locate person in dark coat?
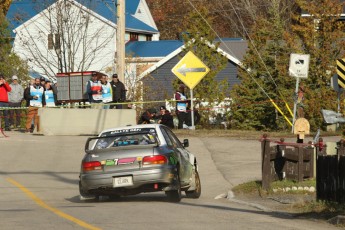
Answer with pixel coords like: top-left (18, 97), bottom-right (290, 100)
top-left (138, 108), bottom-right (157, 124)
top-left (110, 74), bottom-right (126, 109)
top-left (24, 77), bottom-right (46, 133)
top-left (158, 105), bottom-right (174, 129)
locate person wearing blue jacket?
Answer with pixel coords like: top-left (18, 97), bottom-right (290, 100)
top-left (24, 77), bottom-right (45, 133)
top-left (44, 80), bottom-right (57, 107)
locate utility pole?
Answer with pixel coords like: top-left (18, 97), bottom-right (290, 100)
top-left (116, 0), bottom-right (125, 84)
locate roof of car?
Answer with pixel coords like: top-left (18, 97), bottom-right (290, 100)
top-left (100, 124), bottom-right (162, 134)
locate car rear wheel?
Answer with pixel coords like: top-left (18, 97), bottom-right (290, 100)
top-left (185, 169), bottom-right (201, 198)
top-left (109, 195), bottom-right (121, 201)
top-left (165, 173), bottom-right (182, 202)
top-left (79, 181), bottom-right (96, 200)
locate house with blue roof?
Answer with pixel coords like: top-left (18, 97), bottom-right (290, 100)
top-left (6, 0), bottom-right (159, 80)
top-left (125, 38), bottom-right (248, 101)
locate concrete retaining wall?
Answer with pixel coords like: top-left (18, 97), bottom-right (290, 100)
top-left (38, 108), bottom-right (137, 135)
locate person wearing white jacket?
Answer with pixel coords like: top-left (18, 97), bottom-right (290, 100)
top-left (8, 75), bottom-right (24, 128)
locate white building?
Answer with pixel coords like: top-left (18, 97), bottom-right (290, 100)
top-left (6, 0), bottom-right (159, 80)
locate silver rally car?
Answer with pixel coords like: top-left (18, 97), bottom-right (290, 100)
top-left (79, 124), bottom-right (201, 202)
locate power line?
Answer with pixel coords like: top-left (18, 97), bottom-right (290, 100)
top-left (225, 0), bottom-right (293, 117)
top-left (186, 0), bottom-right (292, 126)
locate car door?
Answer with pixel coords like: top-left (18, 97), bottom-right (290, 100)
top-left (162, 127), bottom-right (192, 186)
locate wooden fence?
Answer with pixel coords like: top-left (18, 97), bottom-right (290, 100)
top-left (316, 140), bottom-right (345, 204)
top-left (261, 135), bottom-right (315, 190)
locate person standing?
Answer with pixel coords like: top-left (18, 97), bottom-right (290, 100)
top-left (86, 72), bottom-right (102, 108)
top-left (174, 84), bottom-right (188, 129)
top-left (0, 74), bottom-right (12, 131)
top-left (24, 77), bottom-right (45, 133)
top-left (110, 74), bottom-right (126, 109)
top-left (8, 75), bottom-right (24, 129)
top-left (23, 79), bottom-right (35, 131)
top-left (44, 80), bottom-right (57, 107)
top-left (100, 75), bottom-right (112, 109)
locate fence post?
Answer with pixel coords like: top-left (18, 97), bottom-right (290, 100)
top-left (306, 144), bottom-right (314, 178)
top-left (338, 140), bottom-right (345, 157)
top-left (337, 140), bottom-right (345, 204)
top-left (298, 146), bottom-right (304, 182)
top-left (261, 134), bottom-right (271, 190)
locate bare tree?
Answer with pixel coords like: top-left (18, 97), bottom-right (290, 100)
top-left (12, 0), bottom-right (115, 80)
top-left (209, 0), bottom-right (296, 38)
top-left (146, 0), bottom-right (296, 39)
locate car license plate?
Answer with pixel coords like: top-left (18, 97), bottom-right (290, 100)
top-left (113, 176), bottom-right (133, 187)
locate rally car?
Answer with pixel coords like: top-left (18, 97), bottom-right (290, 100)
top-left (79, 124), bottom-right (201, 202)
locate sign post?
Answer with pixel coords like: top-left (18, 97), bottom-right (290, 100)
top-left (336, 59), bottom-right (345, 116)
top-left (289, 53), bottom-right (310, 133)
top-left (171, 51), bottom-right (210, 129)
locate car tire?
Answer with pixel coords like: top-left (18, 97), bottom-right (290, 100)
top-left (109, 195), bottom-right (121, 201)
top-left (185, 169), bottom-right (201, 199)
top-left (79, 181), bottom-right (96, 200)
top-left (166, 173), bottom-right (182, 202)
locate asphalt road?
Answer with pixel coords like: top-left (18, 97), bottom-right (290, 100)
top-left (0, 132), bottom-right (339, 230)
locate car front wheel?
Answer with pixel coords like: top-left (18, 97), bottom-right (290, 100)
top-left (185, 169), bottom-right (201, 198)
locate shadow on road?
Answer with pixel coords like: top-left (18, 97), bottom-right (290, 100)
top-left (0, 171), bottom-right (78, 185)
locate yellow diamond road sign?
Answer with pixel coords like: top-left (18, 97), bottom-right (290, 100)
top-left (171, 51), bottom-right (210, 89)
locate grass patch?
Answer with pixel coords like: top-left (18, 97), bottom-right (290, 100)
top-left (233, 179), bottom-right (345, 218)
top-left (174, 128), bottom-right (341, 139)
top-left (232, 179), bottom-right (317, 198)
top-left (293, 200), bottom-right (345, 219)
top-left (231, 180), bottom-right (263, 195)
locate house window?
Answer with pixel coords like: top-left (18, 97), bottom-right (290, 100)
top-left (55, 34), bottom-right (60, 49)
top-left (48, 34), bottom-right (53, 49)
top-left (48, 34), bottom-right (61, 50)
top-left (138, 34), bottom-right (146, 41)
top-left (146, 35), bottom-right (152, 41)
top-left (130, 33), bottom-right (139, 41)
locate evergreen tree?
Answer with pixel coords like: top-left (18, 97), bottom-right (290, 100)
top-left (0, 10), bottom-right (29, 81)
top-left (287, 0), bottom-right (345, 129)
top-left (230, 1), bottom-right (295, 130)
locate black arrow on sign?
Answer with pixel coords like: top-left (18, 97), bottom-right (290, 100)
top-left (177, 64), bottom-right (207, 76)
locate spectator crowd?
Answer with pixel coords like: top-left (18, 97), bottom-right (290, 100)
top-left (0, 72), bottom-right (197, 133)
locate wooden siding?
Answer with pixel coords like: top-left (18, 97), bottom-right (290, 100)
top-left (216, 60), bottom-right (241, 90)
top-left (142, 55), bottom-right (241, 101)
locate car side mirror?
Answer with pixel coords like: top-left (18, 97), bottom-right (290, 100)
top-left (183, 139), bottom-right (189, 148)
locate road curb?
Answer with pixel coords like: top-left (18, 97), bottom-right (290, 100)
top-left (225, 190), bottom-right (297, 218)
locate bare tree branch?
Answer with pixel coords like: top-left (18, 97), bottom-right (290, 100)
top-left (12, 0), bottom-right (115, 80)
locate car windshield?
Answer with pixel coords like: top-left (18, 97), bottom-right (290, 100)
top-left (91, 128), bottom-right (158, 150)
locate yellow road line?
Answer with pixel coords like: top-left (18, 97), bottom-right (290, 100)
top-left (6, 178), bottom-right (101, 230)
